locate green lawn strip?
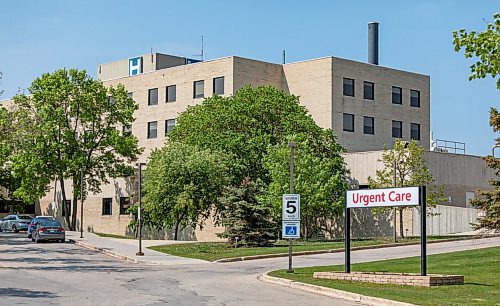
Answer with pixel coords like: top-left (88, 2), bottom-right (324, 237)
top-left (94, 232), bottom-right (134, 239)
top-left (268, 247), bottom-right (500, 306)
top-left (148, 236), bottom-right (469, 262)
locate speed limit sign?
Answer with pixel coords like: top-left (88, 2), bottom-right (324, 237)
top-left (282, 194), bottom-right (300, 220)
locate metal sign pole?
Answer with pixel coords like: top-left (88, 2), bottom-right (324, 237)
top-left (136, 163), bottom-right (144, 256)
top-left (420, 186), bottom-right (427, 276)
top-left (344, 192), bottom-right (351, 273)
top-left (287, 142), bottom-right (295, 273)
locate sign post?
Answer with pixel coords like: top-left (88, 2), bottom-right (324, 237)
top-left (282, 194), bottom-right (300, 273)
top-left (344, 186), bottom-right (425, 275)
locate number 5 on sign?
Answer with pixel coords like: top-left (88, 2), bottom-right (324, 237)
top-left (282, 194), bottom-right (300, 220)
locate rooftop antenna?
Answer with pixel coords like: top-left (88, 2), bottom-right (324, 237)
top-left (193, 35), bottom-right (204, 61)
top-left (282, 50), bottom-right (286, 64)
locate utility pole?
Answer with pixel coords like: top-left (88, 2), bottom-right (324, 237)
top-left (287, 142), bottom-right (295, 273)
top-left (136, 163), bottom-right (146, 256)
top-left (80, 168), bottom-right (84, 238)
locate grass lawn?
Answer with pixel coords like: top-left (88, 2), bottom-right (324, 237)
top-left (94, 232), bottom-right (134, 239)
top-left (269, 247), bottom-right (500, 306)
top-left (148, 236), bottom-right (468, 262)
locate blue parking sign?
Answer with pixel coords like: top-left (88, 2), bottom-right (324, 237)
top-left (282, 221), bottom-right (300, 238)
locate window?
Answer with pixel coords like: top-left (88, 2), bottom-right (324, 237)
top-left (165, 119), bottom-right (175, 135)
top-left (392, 86), bottom-right (402, 104)
top-left (213, 77), bottom-right (224, 95)
top-left (392, 120), bottom-right (402, 138)
top-left (102, 198), bottom-right (112, 215)
top-left (363, 116), bottom-right (374, 134)
top-left (343, 113), bottom-right (354, 132)
top-left (63, 200), bottom-right (71, 217)
top-left (410, 90), bottom-right (420, 107)
top-left (148, 88), bottom-right (158, 105)
top-left (127, 92), bottom-right (133, 99)
top-left (166, 85), bottom-right (176, 102)
top-left (193, 80), bottom-right (204, 98)
top-left (343, 78), bottom-right (355, 97)
top-left (411, 123), bottom-right (421, 140)
top-left (122, 124), bottom-right (132, 136)
top-left (147, 121), bottom-right (157, 139)
top-left (108, 96), bottom-right (115, 105)
top-left (363, 81), bottom-right (374, 100)
top-left (119, 197), bottom-right (131, 215)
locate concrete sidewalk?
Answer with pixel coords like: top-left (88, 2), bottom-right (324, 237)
top-left (66, 231), bottom-right (209, 266)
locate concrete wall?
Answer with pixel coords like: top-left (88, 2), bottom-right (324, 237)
top-left (343, 150), bottom-right (495, 207)
top-left (412, 205), bottom-right (479, 236)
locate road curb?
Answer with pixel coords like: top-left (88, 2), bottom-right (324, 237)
top-left (215, 235), bottom-right (498, 263)
top-left (258, 271), bottom-right (415, 306)
top-left (68, 239), bottom-right (138, 263)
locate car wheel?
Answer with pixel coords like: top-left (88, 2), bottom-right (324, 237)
top-left (12, 225), bottom-right (18, 233)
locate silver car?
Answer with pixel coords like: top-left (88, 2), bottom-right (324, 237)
top-left (0, 214), bottom-right (33, 232)
top-left (32, 219), bottom-right (65, 243)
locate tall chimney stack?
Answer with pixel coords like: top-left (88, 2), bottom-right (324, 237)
top-left (368, 22), bottom-right (379, 65)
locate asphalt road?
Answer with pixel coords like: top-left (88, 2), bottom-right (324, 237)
top-left (1, 232), bottom-right (499, 306)
top-left (0, 232), bottom-right (358, 306)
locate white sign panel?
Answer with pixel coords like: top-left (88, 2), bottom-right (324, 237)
top-left (346, 187), bottom-right (420, 208)
top-left (282, 194), bottom-right (300, 220)
top-left (282, 220), bottom-right (300, 238)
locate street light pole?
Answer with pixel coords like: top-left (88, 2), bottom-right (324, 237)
top-left (393, 160), bottom-right (397, 243)
top-left (80, 168), bottom-right (84, 238)
top-left (287, 142), bottom-right (295, 273)
top-left (136, 162), bottom-right (146, 256)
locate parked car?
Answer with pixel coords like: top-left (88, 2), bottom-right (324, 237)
top-left (32, 219), bottom-right (65, 243)
top-left (0, 214), bottom-right (33, 232)
top-left (27, 216), bottom-right (55, 238)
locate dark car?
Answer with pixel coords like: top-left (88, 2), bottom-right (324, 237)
top-left (27, 216), bottom-right (55, 238)
top-left (32, 219), bottom-right (65, 243)
top-left (0, 214), bottom-right (33, 232)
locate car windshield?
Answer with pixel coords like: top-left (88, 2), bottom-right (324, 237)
top-left (40, 220), bottom-right (62, 227)
top-left (18, 215), bottom-right (33, 220)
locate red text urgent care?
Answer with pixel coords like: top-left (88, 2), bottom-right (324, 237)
top-left (346, 187), bottom-right (420, 208)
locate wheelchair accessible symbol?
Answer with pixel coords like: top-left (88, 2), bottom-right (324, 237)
top-left (285, 226), bottom-right (297, 236)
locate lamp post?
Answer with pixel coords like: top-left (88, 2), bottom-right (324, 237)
top-left (392, 160), bottom-right (397, 243)
top-left (80, 168), bottom-right (84, 238)
top-left (136, 162), bottom-right (146, 256)
top-left (287, 141), bottom-right (295, 273)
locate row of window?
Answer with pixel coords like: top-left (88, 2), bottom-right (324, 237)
top-left (342, 113), bottom-right (421, 140)
top-left (147, 119), bottom-right (176, 139)
top-left (102, 197), bottom-right (131, 215)
top-left (343, 78), bottom-right (420, 107)
top-left (147, 77), bottom-right (225, 105)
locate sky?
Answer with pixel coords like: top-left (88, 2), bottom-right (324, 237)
top-left (0, 1), bottom-right (498, 156)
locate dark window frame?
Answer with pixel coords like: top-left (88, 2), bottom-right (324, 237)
top-left (102, 198), bottom-right (112, 216)
top-left (363, 81), bottom-right (374, 100)
top-left (213, 77), bottom-right (224, 95)
top-left (148, 88), bottom-right (158, 106)
top-left (343, 113), bottom-right (355, 132)
top-left (147, 121), bottom-right (157, 139)
top-left (363, 116), bottom-right (375, 135)
top-left (392, 120), bottom-right (403, 138)
top-left (392, 86), bottom-right (402, 104)
top-left (410, 89), bottom-right (420, 107)
top-left (193, 80), bottom-right (204, 99)
top-left (119, 197), bottom-right (131, 215)
top-left (411, 123), bottom-right (421, 140)
top-left (343, 78), bottom-right (355, 97)
top-left (165, 119), bottom-right (175, 135)
top-left (166, 85), bottom-right (176, 103)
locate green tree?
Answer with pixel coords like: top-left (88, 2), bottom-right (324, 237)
top-left (368, 140), bottom-right (445, 238)
top-left (168, 85), bottom-right (333, 184)
top-left (263, 133), bottom-right (348, 238)
top-left (217, 179), bottom-right (276, 246)
top-left (0, 106), bottom-right (20, 204)
top-left (143, 142), bottom-right (232, 240)
top-left (12, 69), bottom-right (142, 230)
top-left (454, 13), bottom-right (500, 230)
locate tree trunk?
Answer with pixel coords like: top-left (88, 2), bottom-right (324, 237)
top-left (59, 177), bottom-right (71, 229)
top-left (71, 175), bottom-right (78, 231)
top-left (174, 216), bottom-right (180, 241)
top-left (399, 208), bottom-right (404, 238)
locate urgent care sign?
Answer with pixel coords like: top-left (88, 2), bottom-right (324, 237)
top-left (346, 187), bottom-right (420, 208)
